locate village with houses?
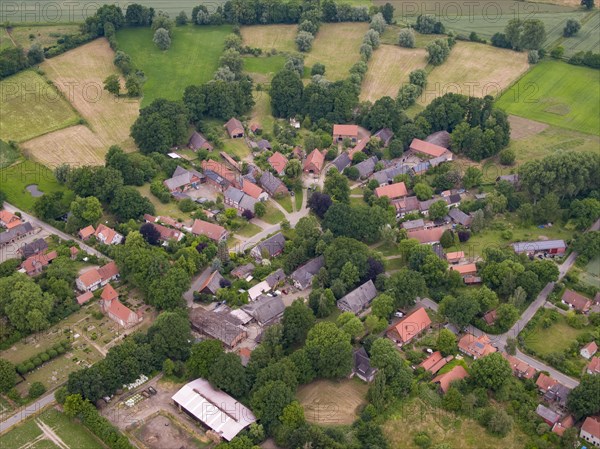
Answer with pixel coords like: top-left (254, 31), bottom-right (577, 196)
top-left (1, 2), bottom-right (599, 449)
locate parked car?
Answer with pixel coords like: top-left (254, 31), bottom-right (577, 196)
top-left (148, 386), bottom-right (157, 395)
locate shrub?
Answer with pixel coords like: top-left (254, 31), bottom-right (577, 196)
top-left (563, 19), bottom-right (581, 37)
top-left (32, 357), bottom-right (42, 367)
top-left (551, 46), bottom-right (564, 59)
top-left (17, 364), bottom-right (27, 375)
top-left (29, 382), bottom-right (46, 399)
top-left (528, 50), bottom-right (539, 64)
top-left (296, 31), bottom-right (314, 52)
top-left (40, 352), bottom-right (50, 362)
top-left (499, 148), bottom-right (516, 165)
top-left (398, 28), bottom-right (415, 48)
top-left (48, 349), bottom-right (58, 358)
top-left (178, 198), bottom-right (197, 212)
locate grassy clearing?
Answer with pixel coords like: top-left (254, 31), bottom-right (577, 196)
top-left (305, 22), bottom-right (369, 81)
top-left (276, 195), bottom-right (293, 213)
top-left (496, 60), bottom-right (600, 135)
top-left (117, 25), bottom-right (231, 106)
top-left (0, 160), bottom-right (72, 211)
top-left (297, 378), bottom-right (368, 425)
top-left (241, 24), bottom-right (297, 53)
top-left (136, 184), bottom-right (190, 221)
top-left (223, 138), bottom-right (251, 160)
top-left (261, 201), bottom-right (285, 225)
top-left (523, 309), bottom-right (589, 356)
top-left (250, 90), bottom-right (276, 135)
top-left (382, 397), bottom-right (527, 449)
top-left (385, 257), bottom-right (405, 271)
top-left (244, 55), bottom-right (286, 82)
top-left (0, 70), bottom-right (80, 143)
top-left (418, 42), bottom-right (529, 107)
top-left (7, 24), bottom-right (80, 49)
top-left (361, 45), bottom-right (427, 102)
top-left (0, 408), bottom-right (104, 449)
top-left (21, 39), bottom-right (141, 166)
top-left (236, 222), bottom-right (262, 238)
top-left (0, 140), bottom-right (20, 169)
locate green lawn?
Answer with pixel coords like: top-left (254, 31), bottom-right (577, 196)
top-left (223, 138), bottom-right (251, 159)
top-left (136, 183), bottom-right (190, 220)
top-left (0, 70), bottom-right (80, 142)
top-left (276, 195), bottom-right (293, 213)
top-left (244, 55), bottom-right (286, 81)
top-left (116, 25), bottom-right (231, 106)
top-left (0, 408), bottom-right (104, 449)
top-left (261, 201), bottom-right (285, 224)
top-left (0, 160), bottom-right (72, 211)
top-left (580, 256), bottom-right (600, 288)
top-left (294, 189), bottom-right (303, 210)
top-left (496, 60), bottom-right (600, 135)
top-left (236, 222), bottom-right (262, 238)
top-left (385, 257), bottom-right (405, 271)
top-left (0, 140), bottom-right (20, 169)
top-left (523, 310), bottom-right (589, 356)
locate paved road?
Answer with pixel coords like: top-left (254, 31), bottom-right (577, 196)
top-left (515, 349), bottom-right (580, 389)
top-left (2, 202), bottom-right (109, 260)
top-left (0, 392), bottom-right (55, 434)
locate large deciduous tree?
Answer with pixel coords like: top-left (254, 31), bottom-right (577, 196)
top-left (305, 322), bottom-right (353, 378)
top-left (470, 353), bottom-right (512, 391)
top-left (130, 98), bottom-right (188, 153)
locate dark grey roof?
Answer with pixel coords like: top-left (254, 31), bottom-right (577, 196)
top-left (290, 256), bottom-right (325, 290)
top-left (412, 161), bottom-right (431, 173)
top-left (224, 186), bottom-right (244, 204)
top-left (190, 308), bottom-right (246, 347)
top-left (337, 280), bottom-right (377, 315)
top-left (266, 268), bottom-right (285, 288)
top-left (512, 240), bottom-right (566, 253)
top-left (419, 199), bottom-right (436, 211)
top-left (448, 207), bottom-right (471, 226)
top-left (239, 195), bottom-right (257, 212)
top-left (164, 166), bottom-right (204, 191)
top-left (497, 174), bottom-right (519, 183)
top-left (231, 263), bottom-right (255, 278)
top-left (355, 156), bottom-right (378, 179)
top-left (188, 131), bottom-right (211, 150)
top-left (448, 194), bottom-right (462, 205)
top-left (257, 139), bottom-right (272, 150)
top-left (332, 152), bottom-right (351, 172)
top-left (201, 271), bottom-right (225, 295)
top-left (251, 233), bottom-right (286, 259)
top-left (354, 347), bottom-right (377, 379)
top-left (0, 222), bottom-right (34, 246)
top-left (535, 404), bottom-right (560, 424)
top-left (373, 163), bottom-right (410, 185)
top-left (260, 172), bottom-right (285, 196)
top-left (242, 295), bottom-right (285, 326)
top-left (429, 155), bottom-right (448, 167)
top-left (204, 169), bottom-right (230, 189)
top-left (373, 128), bottom-right (394, 145)
top-left (425, 130), bottom-right (450, 148)
top-left (402, 219), bottom-right (424, 231)
top-left (20, 238), bottom-right (48, 257)
top-left (171, 192), bottom-right (191, 200)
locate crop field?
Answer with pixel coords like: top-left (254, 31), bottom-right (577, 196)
top-left (496, 60), bottom-right (600, 135)
top-left (0, 408), bottom-right (104, 449)
top-left (241, 24), bottom-right (297, 53)
top-left (19, 38), bottom-right (141, 166)
top-left (418, 42), bottom-right (529, 106)
top-left (0, 160), bottom-right (72, 211)
top-left (305, 22), bottom-right (369, 81)
top-left (559, 10), bottom-right (600, 56)
top-left (360, 45), bottom-right (428, 102)
top-left (117, 25), bottom-right (231, 106)
top-left (297, 379), bottom-right (368, 425)
top-left (0, 70), bottom-right (80, 143)
top-left (383, 397), bottom-right (528, 449)
top-left (5, 24), bottom-right (80, 49)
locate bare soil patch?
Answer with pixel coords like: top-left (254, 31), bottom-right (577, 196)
top-left (507, 115), bottom-right (549, 140)
top-left (297, 379), bottom-right (368, 425)
top-left (134, 413), bottom-right (207, 449)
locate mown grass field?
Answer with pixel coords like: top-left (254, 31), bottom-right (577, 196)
top-left (523, 309), bottom-right (589, 356)
top-left (250, 90), bottom-right (276, 135)
top-left (0, 408), bottom-right (104, 449)
top-left (241, 24), bottom-right (297, 53)
top-left (418, 42), bottom-right (529, 106)
top-left (21, 38), bottom-right (141, 166)
top-left (361, 45), bottom-right (428, 102)
top-left (496, 60), bottom-right (600, 135)
top-left (244, 55), bottom-right (286, 83)
top-left (117, 25), bottom-right (231, 106)
top-left (262, 201), bottom-right (285, 225)
top-left (0, 70), bottom-right (80, 142)
top-left (382, 397), bottom-right (528, 449)
top-left (0, 160), bottom-right (72, 211)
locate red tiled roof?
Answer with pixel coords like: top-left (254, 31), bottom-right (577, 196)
top-left (101, 284), bottom-right (118, 302)
top-left (107, 299), bottom-right (137, 324)
top-left (79, 225), bottom-right (95, 239)
top-left (304, 149), bottom-right (325, 172)
top-left (450, 263), bottom-right (478, 275)
top-left (144, 214), bottom-right (157, 223)
top-left (158, 216), bottom-right (182, 229)
top-left (153, 223), bottom-right (182, 241)
top-left (409, 138), bottom-right (449, 158)
top-left (483, 309), bottom-right (497, 326)
top-left (458, 333), bottom-right (496, 358)
top-left (78, 269), bottom-right (102, 288)
top-left (6, 219), bottom-right (23, 229)
top-left (419, 351), bottom-right (452, 374)
top-left (268, 152), bottom-right (289, 175)
top-left (242, 180), bottom-right (264, 199)
top-left (562, 289), bottom-right (592, 312)
top-left (77, 291), bottom-right (94, 305)
top-left (582, 416), bottom-right (600, 439)
top-left (536, 373), bottom-right (558, 391)
top-left (583, 341), bottom-right (598, 355)
top-left (552, 415), bottom-right (574, 436)
top-left (70, 246), bottom-right (79, 256)
top-left (98, 261), bottom-right (119, 280)
top-left (191, 219), bottom-right (227, 241)
top-left (95, 224), bottom-right (119, 244)
top-left (375, 182), bottom-right (408, 199)
top-left (407, 227), bottom-right (447, 244)
top-left (21, 251), bottom-right (57, 275)
top-left (445, 251), bottom-right (464, 262)
top-left (588, 356), bottom-right (600, 374)
top-left (388, 307), bottom-right (432, 344)
top-left (432, 365), bottom-right (469, 393)
top-left (333, 124), bottom-right (358, 137)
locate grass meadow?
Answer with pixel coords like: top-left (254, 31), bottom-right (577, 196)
top-left (496, 60), bottom-right (600, 135)
top-left (0, 140), bottom-right (21, 169)
top-left (241, 24), bottom-right (297, 53)
top-left (0, 408), bottom-right (104, 449)
top-left (523, 309), bottom-right (589, 356)
top-left (0, 70), bottom-right (80, 142)
top-left (5, 24), bottom-right (80, 48)
top-left (116, 25), bottom-right (231, 106)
